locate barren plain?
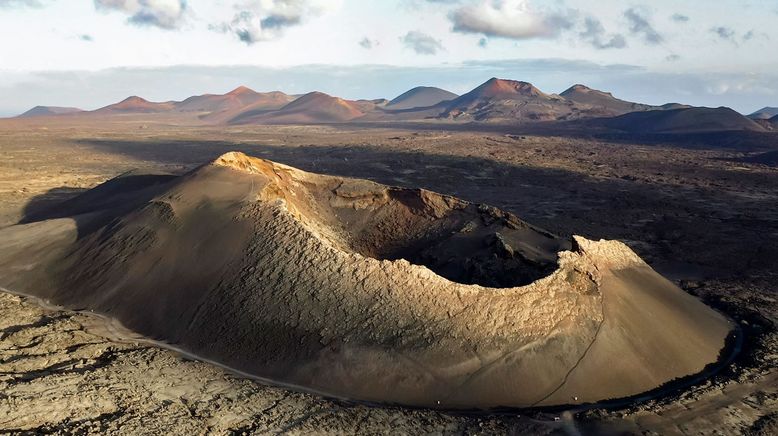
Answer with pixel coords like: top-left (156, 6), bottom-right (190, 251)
top-left (1, 116), bottom-right (777, 434)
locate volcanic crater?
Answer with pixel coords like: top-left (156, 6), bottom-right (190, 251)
top-left (0, 152), bottom-right (733, 410)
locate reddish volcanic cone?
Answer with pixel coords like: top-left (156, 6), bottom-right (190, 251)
top-left (230, 91), bottom-right (367, 124)
top-left (96, 96), bottom-right (176, 114)
top-left (176, 86), bottom-right (294, 113)
top-left (442, 78), bottom-right (572, 122)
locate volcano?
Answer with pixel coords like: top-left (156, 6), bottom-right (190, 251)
top-left (603, 106), bottom-right (766, 134)
top-left (95, 96), bottom-right (176, 114)
top-left (178, 87), bottom-right (296, 124)
top-left (18, 106), bottom-right (84, 118)
top-left (385, 86), bottom-right (458, 110)
top-left (441, 78), bottom-right (580, 122)
top-left (176, 86), bottom-right (292, 113)
top-left (0, 152), bottom-right (732, 409)
top-left (560, 84), bottom-right (655, 116)
top-left (229, 92), bottom-right (367, 124)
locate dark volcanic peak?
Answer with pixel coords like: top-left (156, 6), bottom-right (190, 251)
top-left (604, 106), bottom-right (767, 134)
top-left (560, 83), bottom-right (655, 116)
top-left (561, 84), bottom-right (615, 98)
top-left (748, 107), bottom-right (778, 120)
top-left (386, 86), bottom-right (458, 110)
top-left (18, 106), bottom-right (84, 118)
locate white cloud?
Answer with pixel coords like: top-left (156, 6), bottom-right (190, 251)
top-left (94, 0), bottom-right (188, 29)
top-left (711, 26), bottom-right (736, 43)
top-left (580, 16), bottom-right (626, 49)
top-left (213, 0), bottom-right (342, 44)
top-left (449, 0), bottom-right (575, 40)
top-left (0, 0), bottom-right (50, 7)
top-left (671, 13), bottom-right (689, 23)
top-left (402, 31), bottom-right (444, 55)
top-left (0, 0), bottom-right (46, 8)
top-left (358, 37), bottom-right (377, 49)
top-left (624, 7), bottom-right (663, 45)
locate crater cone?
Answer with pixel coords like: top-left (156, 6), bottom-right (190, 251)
top-left (0, 152), bottom-right (732, 409)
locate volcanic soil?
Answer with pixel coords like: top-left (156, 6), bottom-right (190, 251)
top-left (0, 117), bottom-right (776, 434)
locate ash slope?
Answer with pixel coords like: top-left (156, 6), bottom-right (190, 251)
top-left (0, 152), bottom-right (731, 409)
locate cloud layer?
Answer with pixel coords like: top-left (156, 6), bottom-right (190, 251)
top-left (94, 0), bottom-right (188, 29)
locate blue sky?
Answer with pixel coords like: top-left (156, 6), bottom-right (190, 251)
top-left (0, 0), bottom-right (776, 115)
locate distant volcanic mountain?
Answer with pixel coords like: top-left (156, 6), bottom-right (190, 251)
top-left (560, 84), bottom-right (655, 116)
top-left (440, 78), bottom-right (580, 122)
top-left (176, 86), bottom-right (294, 114)
top-left (385, 86), bottom-right (458, 110)
top-left (18, 106), bottom-right (84, 118)
top-left (748, 107), bottom-right (778, 120)
top-left (230, 91), bottom-right (367, 124)
top-left (95, 96), bottom-right (176, 114)
top-left (0, 152), bottom-right (732, 409)
top-left (12, 79), bottom-right (774, 133)
top-left (603, 106), bottom-right (766, 134)
top-left (197, 89), bottom-right (297, 124)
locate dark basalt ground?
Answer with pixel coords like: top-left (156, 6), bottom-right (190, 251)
top-left (0, 118), bottom-right (776, 434)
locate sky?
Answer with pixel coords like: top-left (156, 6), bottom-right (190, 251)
top-left (0, 0), bottom-right (777, 116)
